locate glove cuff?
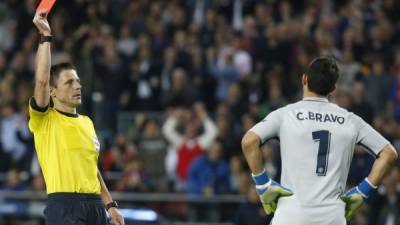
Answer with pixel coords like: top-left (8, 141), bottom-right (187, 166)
top-left (252, 169), bottom-right (270, 186)
top-left (357, 178), bottom-right (377, 198)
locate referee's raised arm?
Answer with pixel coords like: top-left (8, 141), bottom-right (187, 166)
top-left (32, 10), bottom-right (51, 108)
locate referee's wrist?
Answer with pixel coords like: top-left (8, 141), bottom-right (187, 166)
top-left (106, 201), bottom-right (118, 211)
top-left (39, 34), bottom-right (53, 44)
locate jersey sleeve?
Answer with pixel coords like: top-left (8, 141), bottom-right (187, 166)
top-left (249, 108), bottom-right (284, 143)
top-left (352, 114), bottom-right (390, 157)
top-left (85, 116), bottom-right (101, 152)
top-left (28, 97), bottom-right (50, 132)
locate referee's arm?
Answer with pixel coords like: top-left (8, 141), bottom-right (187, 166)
top-left (98, 170), bottom-right (125, 225)
top-left (33, 11), bottom-right (51, 108)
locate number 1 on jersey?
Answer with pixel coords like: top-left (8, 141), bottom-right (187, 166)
top-left (312, 130), bottom-right (331, 176)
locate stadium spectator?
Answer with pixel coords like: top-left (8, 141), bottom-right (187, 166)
top-left (208, 47), bottom-right (239, 101)
top-left (30, 174), bottom-right (45, 192)
top-left (350, 81), bottom-right (375, 125)
top-left (161, 68), bottom-right (199, 108)
top-left (162, 102), bottom-right (218, 191)
top-left (390, 66), bottom-right (400, 122)
top-left (101, 132), bottom-right (137, 174)
top-left (114, 159), bottom-right (149, 193)
top-left (187, 141), bottom-right (230, 196)
top-left (135, 118), bottom-right (168, 191)
top-left (0, 169), bottom-right (26, 191)
top-left (363, 59), bottom-right (393, 115)
top-left (229, 155), bottom-right (245, 194)
top-left (368, 166), bottom-right (400, 225)
top-left (0, 102), bottom-right (32, 171)
top-left (234, 187), bottom-right (271, 225)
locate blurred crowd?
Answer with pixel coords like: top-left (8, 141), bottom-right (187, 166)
top-left (0, 0), bottom-right (400, 224)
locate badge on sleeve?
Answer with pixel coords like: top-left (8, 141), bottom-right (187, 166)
top-left (93, 136), bottom-right (100, 152)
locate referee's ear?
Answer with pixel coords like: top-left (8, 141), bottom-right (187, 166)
top-left (50, 86), bottom-right (55, 97)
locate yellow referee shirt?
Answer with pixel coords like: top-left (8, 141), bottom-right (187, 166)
top-left (28, 98), bottom-right (101, 194)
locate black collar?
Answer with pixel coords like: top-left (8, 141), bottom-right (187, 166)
top-left (55, 109), bottom-right (79, 118)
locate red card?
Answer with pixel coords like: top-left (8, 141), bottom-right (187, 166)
top-left (36, 0), bottom-right (56, 15)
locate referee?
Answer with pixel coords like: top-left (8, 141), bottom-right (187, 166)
top-left (29, 11), bottom-right (125, 225)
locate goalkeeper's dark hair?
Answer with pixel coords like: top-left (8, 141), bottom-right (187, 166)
top-left (50, 62), bottom-right (76, 87)
top-left (306, 56), bottom-right (339, 96)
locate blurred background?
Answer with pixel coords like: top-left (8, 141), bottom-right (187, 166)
top-left (0, 0), bottom-right (399, 224)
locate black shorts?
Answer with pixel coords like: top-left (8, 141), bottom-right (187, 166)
top-left (44, 193), bottom-right (107, 225)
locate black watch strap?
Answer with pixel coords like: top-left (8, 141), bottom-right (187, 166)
top-left (106, 201), bottom-right (118, 210)
top-left (39, 35), bottom-right (53, 44)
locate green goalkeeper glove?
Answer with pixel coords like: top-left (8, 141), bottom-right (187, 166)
top-left (252, 169), bottom-right (293, 214)
top-left (340, 178), bottom-right (377, 220)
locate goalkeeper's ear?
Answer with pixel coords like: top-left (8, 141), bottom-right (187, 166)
top-left (302, 74), bottom-right (307, 86)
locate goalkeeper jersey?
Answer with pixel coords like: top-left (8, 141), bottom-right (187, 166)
top-left (28, 98), bottom-right (101, 194)
top-left (250, 97), bottom-right (390, 206)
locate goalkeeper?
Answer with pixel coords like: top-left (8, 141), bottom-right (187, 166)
top-left (241, 57), bottom-right (398, 225)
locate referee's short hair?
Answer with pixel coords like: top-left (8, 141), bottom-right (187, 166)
top-left (306, 57), bottom-right (339, 96)
top-left (50, 62), bottom-right (76, 87)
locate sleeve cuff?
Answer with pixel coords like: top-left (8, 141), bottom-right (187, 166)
top-left (364, 178), bottom-right (377, 189)
top-left (30, 97), bottom-right (49, 112)
top-left (357, 178), bottom-right (377, 198)
top-left (252, 169), bottom-right (270, 185)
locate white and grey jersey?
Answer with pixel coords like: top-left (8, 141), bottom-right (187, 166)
top-left (250, 97), bottom-right (389, 206)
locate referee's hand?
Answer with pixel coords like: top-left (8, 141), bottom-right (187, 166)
top-left (33, 10), bottom-right (51, 36)
top-left (108, 208), bottom-right (125, 225)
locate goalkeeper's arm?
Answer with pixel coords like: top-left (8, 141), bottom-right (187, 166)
top-left (341, 144), bottom-right (398, 220)
top-left (33, 10), bottom-right (52, 107)
top-left (241, 131), bottom-right (264, 175)
top-left (367, 145), bottom-right (398, 187)
top-left (241, 131), bottom-right (293, 215)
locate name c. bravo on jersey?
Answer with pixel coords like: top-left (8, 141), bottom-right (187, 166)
top-left (296, 111), bottom-right (345, 124)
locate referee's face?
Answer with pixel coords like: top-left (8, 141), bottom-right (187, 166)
top-left (53, 69), bottom-right (82, 108)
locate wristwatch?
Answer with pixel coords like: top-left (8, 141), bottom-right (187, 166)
top-left (39, 35), bottom-right (53, 44)
top-left (106, 201), bottom-right (118, 210)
